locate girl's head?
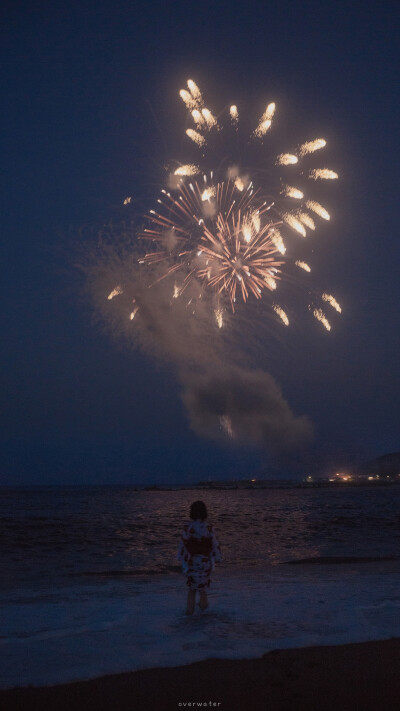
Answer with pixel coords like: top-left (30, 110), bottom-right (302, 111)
top-left (189, 500), bottom-right (208, 521)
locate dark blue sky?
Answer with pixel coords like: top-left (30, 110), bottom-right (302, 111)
top-left (1, 1), bottom-right (399, 485)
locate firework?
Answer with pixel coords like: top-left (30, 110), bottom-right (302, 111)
top-left (264, 275), bottom-right (277, 290)
top-left (107, 285), bottom-right (123, 300)
top-left (201, 186), bottom-right (216, 201)
top-left (283, 186), bottom-right (304, 199)
top-left (179, 89), bottom-right (197, 111)
top-left (262, 102), bottom-right (276, 121)
top-left (270, 230), bottom-right (286, 255)
top-left (298, 212), bottom-right (316, 230)
top-left (309, 168), bottom-right (338, 180)
top-left (137, 79), bottom-right (340, 329)
top-left (174, 164), bottom-right (200, 176)
top-left (282, 213), bottom-right (307, 237)
top-left (215, 307), bottom-right (224, 328)
top-left (201, 108), bottom-right (217, 128)
top-left (273, 304), bottom-right (289, 326)
top-left (253, 118), bottom-right (272, 138)
top-left (191, 109), bottom-right (204, 127)
top-left (299, 138), bottom-right (326, 156)
top-left (187, 79), bottom-right (202, 103)
top-left (305, 200), bottom-right (330, 220)
top-left (143, 178), bottom-right (284, 311)
top-left (322, 293), bottom-right (342, 313)
top-left (186, 129), bottom-right (206, 147)
top-left (312, 307), bottom-right (331, 331)
top-left (91, 79), bottom-right (343, 457)
top-left (276, 153), bottom-right (298, 165)
top-left (230, 105), bottom-right (238, 123)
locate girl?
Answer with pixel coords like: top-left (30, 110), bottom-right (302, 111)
top-left (177, 500), bottom-right (222, 615)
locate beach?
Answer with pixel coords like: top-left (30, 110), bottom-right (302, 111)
top-left (3, 487), bottom-right (400, 702)
top-left (2, 639), bottom-right (400, 711)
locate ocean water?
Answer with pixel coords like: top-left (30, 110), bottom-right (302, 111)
top-left (1, 485), bottom-right (400, 688)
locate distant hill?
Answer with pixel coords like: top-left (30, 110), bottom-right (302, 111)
top-left (356, 452), bottom-right (400, 477)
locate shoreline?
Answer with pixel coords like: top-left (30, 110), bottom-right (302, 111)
top-left (2, 639), bottom-right (400, 711)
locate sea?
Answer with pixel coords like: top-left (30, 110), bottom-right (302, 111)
top-left (1, 484), bottom-right (400, 688)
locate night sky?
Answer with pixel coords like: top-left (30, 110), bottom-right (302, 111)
top-left (1, 1), bottom-right (399, 485)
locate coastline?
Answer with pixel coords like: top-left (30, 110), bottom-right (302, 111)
top-left (2, 639), bottom-right (400, 711)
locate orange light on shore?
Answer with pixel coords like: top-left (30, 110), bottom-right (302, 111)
top-left (335, 472), bottom-right (351, 481)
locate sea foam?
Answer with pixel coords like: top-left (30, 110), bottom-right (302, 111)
top-left (2, 561), bottom-right (400, 688)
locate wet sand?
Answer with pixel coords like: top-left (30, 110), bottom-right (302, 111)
top-left (2, 639), bottom-right (400, 711)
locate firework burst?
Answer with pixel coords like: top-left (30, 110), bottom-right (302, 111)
top-left (142, 178), bottom-right (284, 311)
top-left (84, 78), bottom-right (345, 454)
top-left (124, 79), bottom-right (341, 331)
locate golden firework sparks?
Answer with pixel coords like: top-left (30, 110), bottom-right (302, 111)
top-left (123, 196), bottom-right (131, 205)
top-left (253, 103), bottom-right (275, 137)
top-left (254, 119), bottom-right (272, 138)
top-left (234, 177), bottom-right (245, 191)
top-left (201, 186), bottom-right (216, 201)
top-left (179, 89), bottom-right (197, 111)
top-left (201, 108), bottom-right (217, 128)
top-left (312, 307), bottom-right (331, 330)
top-left (187, 78), bottom-right (203, 103)
top-left (251, 211), bottom-right (261, 233)
top-left (283, 213), bottom-right (307, 237)
top-left (273, 304), bottom-right (289, 325)
top-left (186, 128), bottom-right (206, 146)
top-left (215, 307), bottom-right (224, 328)
top-left (283, 186), bottom-right (304, 199)
top-left (299, 138), bottom-right (327, 156)
top-left (201, 210), bottom-right (283, 308)
top-left (270, 229), bottom-right (286, 254)
top-left (305, 200), bottom-right (330, 220)
top-left (298, 212), bottom-right (316, 230)
top-left (322, 293), bottom-right (342, 313)
top-left (264, 274), bottom-right (277, 290)
top-left (129, 307), bottom-right (139, 320)
top-left (242, 218), bottom-right (253, 243)
top-left (261, 102), bottom-right (276, 121)
top-left (191, 109), bottom-right (205, 127)
top-left (276, 153), bottom-right (298, 165)
top-left (309, 168), bottom-right (338, 180)
top-left (295, 260), bottom-right (311, 272)
top-left (230, 105), bottom-right (238, 123)
top-left (174, 164), bottom-right (200, 176)
top-left (107, 286), bottom-right (123, 300)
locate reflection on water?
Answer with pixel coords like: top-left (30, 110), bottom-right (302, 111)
top-left (1, 486), bottom-right (400, 588)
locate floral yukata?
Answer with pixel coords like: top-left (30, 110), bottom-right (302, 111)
top-left (177, 519), bottom-right (222, 591)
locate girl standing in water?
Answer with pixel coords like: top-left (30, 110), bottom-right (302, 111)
top-left (178, 500), bottom-right (222, 615)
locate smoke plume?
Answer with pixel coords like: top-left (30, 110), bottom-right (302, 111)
top-left (82, 225), bottom-right (313, 453)
top-left (181, 365), bottom-right (313, 451)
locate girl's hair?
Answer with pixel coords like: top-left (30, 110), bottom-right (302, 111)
top-left (190, 500), bottom-right (208, 521)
